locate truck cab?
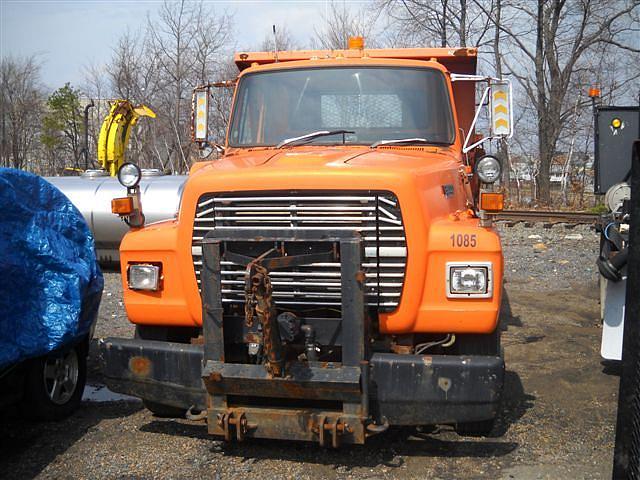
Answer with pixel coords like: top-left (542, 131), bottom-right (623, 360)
top-left (102, 42), bottom-right (511, 445)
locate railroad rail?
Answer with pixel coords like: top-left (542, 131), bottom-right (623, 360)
top-left (494, 210), bottom-right (599, 224)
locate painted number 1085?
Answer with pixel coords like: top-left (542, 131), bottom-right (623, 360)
top-left (450, 233), bottom-right (477, 248)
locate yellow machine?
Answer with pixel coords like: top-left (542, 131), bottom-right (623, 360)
top-left (97, 100), bottom-right (156, 176)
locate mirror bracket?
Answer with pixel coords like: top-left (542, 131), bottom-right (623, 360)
top-left (451, 74), bottom-right (513, 153)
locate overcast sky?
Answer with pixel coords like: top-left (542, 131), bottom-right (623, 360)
top-left (1, 0), bottom-right (360, 90)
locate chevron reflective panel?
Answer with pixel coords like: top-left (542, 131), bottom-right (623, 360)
top-left (491, 82), bottom-right (511, 137)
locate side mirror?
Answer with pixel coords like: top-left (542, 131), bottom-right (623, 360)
top-left (197, 143), bottom-right (225, 159)
top-left (451, 75), bottom-right (513, 153)
top-left (192, 86), bottom-right (210, 145)
top-left (192, 81), bottom-right (235, 159)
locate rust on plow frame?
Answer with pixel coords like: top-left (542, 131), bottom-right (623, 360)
top-left (200, 229), bottom-right (373, 446)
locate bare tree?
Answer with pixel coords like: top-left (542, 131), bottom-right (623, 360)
top-left (145, 0), bottom-right (234, 171)
top-left (0, 55), bottom-right (44, 171)
top-left (490, 0), bottom-right (512, 191)
top-left (379, 0), bottom-right (638, 205)
top-left (106, 30), bottom-right (165, 169)
top-left (108, 31), bottom-right (156, 102)
top-left (82, 62), bottom-right (110, 169)
top-left (480, 0), bottom-right (640, 204)
top-left (208, 60), bottom-right (238, 146)
top-left (381, 0), bottom-right (493, 48)
top-left (146, 0), bottom-right (198, 170)
top-left (86, 0), bottom-right (234, 172)
top-left (260, 24), bottom-right (299, 52)
top-left (193, 5), bottom-right (234, 84)
top-left (191, 5), bottom-right (235, 153)
top-left (385, 0), bottom-right (450, 46)
top-left (314, 1), bottom-right (381, 50)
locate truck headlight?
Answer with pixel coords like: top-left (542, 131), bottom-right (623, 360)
top-left (128, 264), bottom-right (161, 291)
top-left (446, 262), bottom-right (493, 298)
top-left (117, 162), bottom-right (142, 188)
top-left (475, 156), bottom-right (502, 183)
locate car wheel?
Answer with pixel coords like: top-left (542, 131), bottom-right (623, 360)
top-left (21, 345), bottom-right (86, 421)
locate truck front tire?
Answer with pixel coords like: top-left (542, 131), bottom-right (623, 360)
top-left (455, 418), bottom-right (496, 436)
top-left (142, 400), bottom-right (187, 418)
top-left (453, 328), bottom-right (501, 436)
top-left (135, 326), bottom-right (191, 418)
top-left (453, 328), bottom-right (501, 356)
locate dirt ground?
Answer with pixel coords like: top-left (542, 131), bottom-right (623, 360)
top-left (0, 225), bottom-right (621, 479)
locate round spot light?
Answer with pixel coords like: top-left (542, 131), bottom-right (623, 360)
top-left (117, 163), bottom-right (142, 188)
top-left (475, 155), bottom-right (502, 184)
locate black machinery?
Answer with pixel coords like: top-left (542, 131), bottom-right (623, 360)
top-left (594, 98), bottom-right (639, 361)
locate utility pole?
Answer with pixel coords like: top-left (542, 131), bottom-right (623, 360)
top-left (82, 99), bottom-right (95, 170)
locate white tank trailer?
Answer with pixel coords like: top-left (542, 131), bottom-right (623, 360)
top-left (46, 170), bottom-right (187, 267)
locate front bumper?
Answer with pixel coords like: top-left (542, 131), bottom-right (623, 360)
top-left (100, 338), bottom-right (206, 410)
top-left (100, 337), bottom-right (504, 426)
top-left (370, 353), bottom-right (504, 424)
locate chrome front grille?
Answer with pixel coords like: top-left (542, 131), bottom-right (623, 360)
top-left (191, 191), bottom-right (407, 312)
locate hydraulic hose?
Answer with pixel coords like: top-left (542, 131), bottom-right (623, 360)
top-left (598, 247), bottom-right (629, 282)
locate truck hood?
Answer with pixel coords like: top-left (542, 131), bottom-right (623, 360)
top-left (189, 145), bottom-right (461, 178)
top-left (184, 144), bottom-right (469, 232)
top-left (164, 144), bottom-right (476, 333)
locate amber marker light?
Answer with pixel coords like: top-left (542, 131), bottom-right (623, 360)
top-left (348, 36), bottom-right (364, 49)
top-left (588, 87), bottom-right (601, 98)
top-left (480, 192), bottom-right (504, 212)
top-left (111, 197), bottom-right (134, 215)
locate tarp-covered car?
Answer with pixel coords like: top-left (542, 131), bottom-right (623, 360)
top-left (0, 168), bottom-right (103, 420)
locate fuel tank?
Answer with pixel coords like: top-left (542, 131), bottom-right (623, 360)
top-left (46, 170), bottom-right (187, 267)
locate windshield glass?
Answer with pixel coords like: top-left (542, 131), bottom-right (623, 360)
top-left (228, 67), bottom-right (455, 147)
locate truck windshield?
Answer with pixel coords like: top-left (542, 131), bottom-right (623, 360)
top-left (228, 67), bottom-right (455, 147)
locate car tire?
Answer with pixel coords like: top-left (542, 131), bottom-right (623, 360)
top-left (21, 345), bottom-right (87, 421)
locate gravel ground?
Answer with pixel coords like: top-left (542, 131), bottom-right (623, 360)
top-left (498, 222), bottom-right (600, 290)
top-left (93, 273), bottom-right (134, 340)
top-left (1, 222), bottom-right (618, 479)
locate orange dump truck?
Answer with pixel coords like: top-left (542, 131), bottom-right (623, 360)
top-left (101, 41), bottom-right (513, 446)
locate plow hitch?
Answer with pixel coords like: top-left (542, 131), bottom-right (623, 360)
top-left (217, 410), bottom-right (256, 442)
top-left (200, 229), bottom-right (370, 446)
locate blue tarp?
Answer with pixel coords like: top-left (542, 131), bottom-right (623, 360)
top-left (0, 168), bottom-right (103, 369)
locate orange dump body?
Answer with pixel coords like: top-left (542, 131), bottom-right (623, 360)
top-left (119, 46), bottom-right (502, 336)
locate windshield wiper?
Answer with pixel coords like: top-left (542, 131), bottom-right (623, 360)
top-left (276, 130), bottom-right (355, 149)
top-left (370, 138), bottom-right (448, 148)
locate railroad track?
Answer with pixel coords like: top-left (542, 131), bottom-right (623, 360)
top-left (494, 210), bottom-right (599, 224)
